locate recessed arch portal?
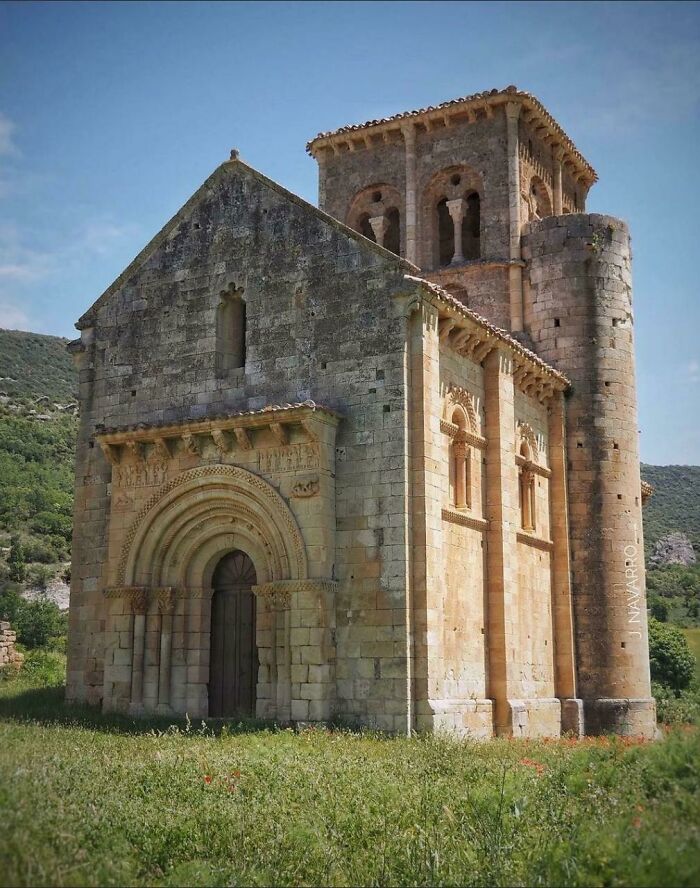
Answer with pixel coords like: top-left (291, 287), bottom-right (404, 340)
top-left (118, 465), bottom-right (308, 588)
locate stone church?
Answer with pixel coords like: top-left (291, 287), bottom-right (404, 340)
top-left (66, 86), bottom-right (656, 738)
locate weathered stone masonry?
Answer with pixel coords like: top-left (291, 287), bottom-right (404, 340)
top-left (67, 86), bottom-right (655, 738)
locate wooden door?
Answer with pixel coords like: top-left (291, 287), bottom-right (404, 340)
top-left (208, 550), bottom-right (258, 718)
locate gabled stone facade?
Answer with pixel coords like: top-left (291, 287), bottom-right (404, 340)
top-left (67, 87), bottom-right (656, 738)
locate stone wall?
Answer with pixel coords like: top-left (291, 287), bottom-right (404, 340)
top-left (67, 158), bottom-right (425, 732)
top-left (0, 622), bottom-right (22, 669)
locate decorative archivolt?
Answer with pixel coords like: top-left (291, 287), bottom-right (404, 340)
top-left (117, 465), bottom-right (308, 587)
top-left (443, 385), bottom-right (478, 433)
top-left (517, 421), bottom-right (539, 462)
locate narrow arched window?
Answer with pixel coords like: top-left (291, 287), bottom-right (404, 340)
top-left (384, 207), bottom-right (400, 255)
top-left (519, 441), bottom-right (536, 531)
top-left (216, 290), bottom-right (246, 373)
top-left (437, 198), bottom-right (454, 266)
top-left (451, 408), bottom-right (471, 509)
top-left (462, 191), bottom-right (480, 260)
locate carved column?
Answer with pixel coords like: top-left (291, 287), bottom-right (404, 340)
top-left (369, 214), bottom-right (387, 248)
top-left (128, 589), bottom-right (149, 713)
top-left (505, 101), bottom-right (524, 332)
top-left (453, 437), bottom-right (468, 508)
top-left (401, 123), bottom-right (417, 264)
top-left (156, 589), bottom-right (175, 713)
top-left (552, 146), bottom-right (564, 215)
top-left (446, 198), bottom-right (466, 264)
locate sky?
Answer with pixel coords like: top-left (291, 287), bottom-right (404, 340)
top-left (0, 0), bottom-right (698, 464)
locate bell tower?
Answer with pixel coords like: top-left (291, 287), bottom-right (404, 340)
top-left (307, 85), bottom-right (596, 333)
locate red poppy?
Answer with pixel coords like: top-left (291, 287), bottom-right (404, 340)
top-left (204, 775), bottom-right (212, 784)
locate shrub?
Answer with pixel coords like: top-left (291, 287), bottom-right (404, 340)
top-left (0, 584), bottom-right (67, 649)
top-left (26, 563), bottom-right (54, 590)
top-left (17, 649), bottom-right (66, 686)
top-left (648, 616), bottom-right (696, 692)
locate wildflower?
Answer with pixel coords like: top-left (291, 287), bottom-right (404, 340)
top-left (204, 775), bottom-right (212, 784)
top-left (632, 817), bottom-right (642, 829)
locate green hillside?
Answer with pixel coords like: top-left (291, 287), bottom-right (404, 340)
top-left (0, 328), bottom-right (77, 403)
top-left (641, 464), bottom-right (700, 554)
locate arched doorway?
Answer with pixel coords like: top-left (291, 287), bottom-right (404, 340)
top-left (209, 550), bottom-right (258, 717)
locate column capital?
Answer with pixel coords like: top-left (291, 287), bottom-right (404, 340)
top-left (505, 101), bottom-right (521, 123)
top-left (156, 588), bottom-right (175, 615)
top-left (400, 122), bottom-right (416, 143)
top-left (446, 198), bottom-right (466, 222)
top-left (552, 144), bottom-right (565, 162)
top-left (368, 214), bottom-right (387, 246)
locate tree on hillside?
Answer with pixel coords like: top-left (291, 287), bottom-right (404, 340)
top-left (647, 617), bottom-right (695, 692)
top-left (8, 536), bottom-right (25, 582)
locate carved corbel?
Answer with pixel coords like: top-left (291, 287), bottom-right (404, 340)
top-left (181, 434), bottom-right (201, 456)
top-left (473, 340), bottom-right (494, 363)
top-left (211, 429), bottom-right (231, 456)
top-left (452, 328), bottom-right (471, 350)
top-left (151, 437), bottom-right (171, 460)
top-left (125, 441), bottom-right (144, 461)
top-left (438, 318), bottom-right (455, 342)
top-left (234, 427), bottom-right (252, 451)
top-left (300, 418), bottom-right (318, 443)
top-left (269, 422), bottom-right (288, 447)
top-left (100, 442), bottom-right (120, 465)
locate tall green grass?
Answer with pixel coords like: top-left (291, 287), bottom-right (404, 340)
top-left (1, 665), bottom-right (699, 887)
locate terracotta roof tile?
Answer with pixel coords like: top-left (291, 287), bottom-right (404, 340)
top-left (405, 274), bottom-right (569, 386)
top-left (307, 85), bottom-right (595, 181)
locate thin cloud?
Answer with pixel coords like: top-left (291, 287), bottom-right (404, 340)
top-left (0, 112), bottom-right (18, 157)
top-left (687, 359), bottom-right (700, 384)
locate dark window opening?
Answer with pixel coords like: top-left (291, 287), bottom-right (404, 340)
top-left (357, 213), bottom-right (375, 242)
top-left (462, 191), bottom-right (481, 260)
top-left (216, 290), bottom-right (246, 372)
top-left (384, 207), bottom-right (400, 255)
top-left (437, 198), bottom-right (454, 266)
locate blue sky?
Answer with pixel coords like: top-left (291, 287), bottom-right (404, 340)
top-left (0, 0), bottom-right (698, 464)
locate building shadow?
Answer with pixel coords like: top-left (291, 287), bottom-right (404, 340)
top-left (0, 684), bottom-right (276, 737)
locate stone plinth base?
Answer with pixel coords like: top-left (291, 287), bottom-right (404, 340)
top-left (427, 699), bottom-right (494, 738)
top-left (583, 697), bottom-right (657, 738)
top-left (496, 698), bottom-right (562, 738)
top-left (561, 698), bottom-right (584, 736)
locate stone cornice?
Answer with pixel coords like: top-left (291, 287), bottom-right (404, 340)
top-left (441, 508), bottom-right (489, 531)
top-left (414, 275), bottom-right (568, 401)
top-left (307, 86), bottom-right (596, 186)
top-left (516, 532), bottom-right (554, 552)
top-left (95, 402), bottom-right (340, 465)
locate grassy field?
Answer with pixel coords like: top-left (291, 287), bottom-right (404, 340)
top-left (0, 661), bottom-right (698, 887)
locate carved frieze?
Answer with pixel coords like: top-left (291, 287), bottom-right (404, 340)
top-left (259, 443), bottom-right (320, 474)
top-left (114, 461), bottom-right (168, 488)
